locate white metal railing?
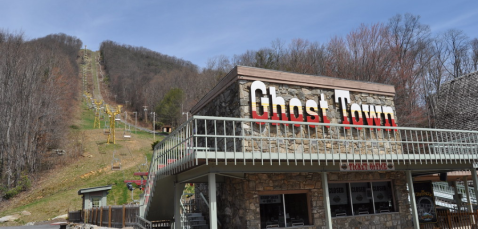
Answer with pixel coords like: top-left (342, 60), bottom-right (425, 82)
top-left (136, 215), bottom-right (152, 229)
top-left (180, 192), bottom-right (195, 229)
top-left (142, 116), bottom-right (478, 217)
top-left (433, 182), bottom-right (477, 204)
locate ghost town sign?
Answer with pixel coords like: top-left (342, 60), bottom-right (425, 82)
top-left (250, 80), bottom-right (397, 130)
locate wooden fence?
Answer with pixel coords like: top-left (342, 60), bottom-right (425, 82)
top-left (68, 205), bottom-right (139, 228)
top-left (420, 209), bottom-right (478, 229)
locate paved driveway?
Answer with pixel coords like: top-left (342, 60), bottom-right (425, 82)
top-left (1, 225), bottom-right (59, 229)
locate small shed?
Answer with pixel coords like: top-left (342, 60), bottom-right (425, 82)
top-left (78, 185), bottom-right (112, 210)
top-left (162, 125), bottom-right (172, 133)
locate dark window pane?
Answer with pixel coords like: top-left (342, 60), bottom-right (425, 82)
top-left (372, 181), bottom-right (394, 213)
top-left (329, 183), bottom-right (352, 217)
top-left (350, 182), bottom-right (373, 215)
top-left (259, 195), bottom-right (284, 228)
top-left (284, 194), bottom-right (309, 226)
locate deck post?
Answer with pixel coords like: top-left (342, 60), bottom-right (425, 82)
top-left (208, 173), bottom-right (217, 229)
top-left (464, 176), bottom-right (473, 212)
top-left (472, 168), bottom-right (478, 208)
top-left (321, 172), bottom-right (332, 229)
top-left (174, 182), bottom-right (182, 229)
top-left (406, 170), bottom-right (419, 229)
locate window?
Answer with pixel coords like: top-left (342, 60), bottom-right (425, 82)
top-left (259, 193), bottom-right (310, 228)
top-left (329, 181), bottom-right (395, 217)
top-left (91, 197), bottom-right (101, 208)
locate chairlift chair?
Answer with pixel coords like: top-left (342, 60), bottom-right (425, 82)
top-left (104, 115), bottom-right (111, 135)
top-left (123, 131), bottom-right (131, 139)
top-left (99, 110), bottom-right (105, 120)
top-left (111, 151), bottom-right (121, 170)
top-left (124, 113), bottom-right (132, 139)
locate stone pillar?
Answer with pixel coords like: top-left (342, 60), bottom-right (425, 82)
top-left (406, 170), bottom-right (419, 229)
top-left (321, 172), bottom-right (332, 229)
top-left (208, 173), bottom-right (217, 229)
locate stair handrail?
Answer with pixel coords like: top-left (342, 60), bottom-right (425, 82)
top-left (180, 190), bottom-right (196, 229)
top-left (199, 192), bottom-right (210, 208)
top-left (136, 215), bottom-right (152, 229)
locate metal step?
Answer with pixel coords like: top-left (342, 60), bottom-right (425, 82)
top-left (184, 212), bottom-right (208, 229)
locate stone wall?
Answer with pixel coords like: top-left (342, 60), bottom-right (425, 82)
top-left (197, 171), bottom-right (411, 229)
top-left (237, 80), bottom-right (396, 124)
top-left (237, 80), bottom-right (402, 157)
top-left (193, 79), bottom-right (402, 156)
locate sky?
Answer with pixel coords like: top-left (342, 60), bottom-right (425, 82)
top-left (1, 0), bottom-right (478, 68)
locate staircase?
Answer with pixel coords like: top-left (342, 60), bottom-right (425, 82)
top-left (183, 213), bottom-right (208, 229)
top-left (180, 192), bottom-right (209, 229)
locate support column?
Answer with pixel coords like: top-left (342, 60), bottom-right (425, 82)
top-left (321, 172), bottom-right (332, 229)
top-left (453, 181), bottom-right (462, 210)
top-left (406, 170), bottom-right (419, 229)
top-left (472, 168), bottom-right (478, 209)
top-left (464, 176), bottom-right (473, 212)
top-left (174, 183), bottom-right (182, 229)
top-left (208, 173), bottom-right (217, 229)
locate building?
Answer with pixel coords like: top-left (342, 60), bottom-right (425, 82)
top-left (78, 185), bottom-right (112, 210)
top-left (140, 66), bottom-right (478, 229)
top-left (435, 71), bottom-right (478, 130)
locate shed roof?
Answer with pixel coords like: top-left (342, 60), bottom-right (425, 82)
top-left (78, 185), bottom-right (112, 195)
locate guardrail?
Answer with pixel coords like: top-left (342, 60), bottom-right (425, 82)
top-left (142, 116), bottom-right (478, 218)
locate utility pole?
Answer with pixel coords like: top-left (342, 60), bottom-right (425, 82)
top-left (133, 111), bottom-right (137, 134)
top-left (143, 106), bottom-right (148, 123)
top-left (151, 112), bottom-right (156, 141)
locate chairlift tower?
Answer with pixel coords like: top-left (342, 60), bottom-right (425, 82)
top-left (93, 100), bottom-right (103, 129)
top-left (105, 104), bottom-right (123, 144)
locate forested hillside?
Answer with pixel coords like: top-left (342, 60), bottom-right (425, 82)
top-left (0, 32), bottom-right (82, 199)
top-left (206, 14), bottom-right (478, 128)
top-left (99, 13), bottom-right (478, 130)
top-left (100, 41), bottom-right (219, 127)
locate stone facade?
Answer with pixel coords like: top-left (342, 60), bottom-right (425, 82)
top-left (197, 171), bottom-right (411, 229)
top-left (237, 80), bottom-right (396, 124)
top-left (194, 79), bottom-right (402, 156)
top-left (237, 80), bottom-right (402, 157)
